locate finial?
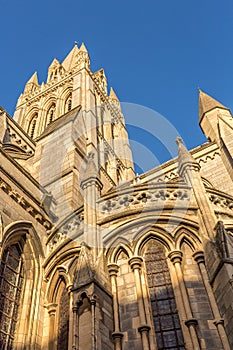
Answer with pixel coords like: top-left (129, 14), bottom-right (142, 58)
top-left (176, 136), bottom-right (183, 145)
top-left (74, 41), bottom-right (78, 46)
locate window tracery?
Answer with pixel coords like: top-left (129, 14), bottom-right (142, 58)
top-left (144, 240), bottom-right (185, 350)
top-left (0, 244), bottom-right (24, 349)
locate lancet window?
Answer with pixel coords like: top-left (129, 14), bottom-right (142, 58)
top-left (28, 114), bottom-right (38, 138)
top-left (47, 103), bottom-right (56, 125)
top-left (0, 244), bottom-right (24, 349)
top-left (144, 240), bottom-right (185, 350)
top-left (57, 282), bottom-right (69, 350)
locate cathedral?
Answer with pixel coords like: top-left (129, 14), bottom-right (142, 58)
top-left (0, 43), bottom-right (233, 350)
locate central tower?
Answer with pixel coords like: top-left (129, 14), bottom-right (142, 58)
top-left (13, 44), bottom-right (134, 219)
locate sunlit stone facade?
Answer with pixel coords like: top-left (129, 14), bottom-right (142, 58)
top-left (0, 44), bottom-right (233, 349)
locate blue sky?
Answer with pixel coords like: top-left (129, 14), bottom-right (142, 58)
top-left (1, 0), bottom-right (233, 173)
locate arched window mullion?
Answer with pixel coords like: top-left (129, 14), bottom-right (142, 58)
top-left (46, 103), bottom-right (56, 126)
top-left (28, 114), bottom-right (38, 138)
top-left (0, 244), bottom-right (24, 349)
top-left (64, 94), bottom-right (72, 113)
top-left (144, 240), bottom-right (185, 350)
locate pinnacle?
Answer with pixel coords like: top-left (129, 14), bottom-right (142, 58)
top-left (26, 71), bottom-right (39, 85)
top-left (62, 44), bottom-right (79, 71)
top-left (49, 58), bottom-right (60, 67)
top-left (85, 152), bottom-right (98, 177)
top-left (79, 42), bottom-right (88, 53)
top-left (199, 89), bottom-right (228, 120)
top-left (109, 87), bottom-right (119, 102)
top-left (176, 137), bottom-right (198, 166)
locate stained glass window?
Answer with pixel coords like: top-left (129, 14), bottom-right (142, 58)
top-left (0, 244), bottom-right (24, 349)
top-left (144, 240), bottom-right (185, 350)
top-left (57, 285), bottom-right (69, 350)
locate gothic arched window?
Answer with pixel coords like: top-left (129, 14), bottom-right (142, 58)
top-left (0, 244), bottom-right (24, 349)
top-left (57, 282), bottom-right (69, 350)
top-left (65, 95), bottom-right (72, 113)
top-left (47, 103), bottom-right (56, 125)
top-left (144, 240), bottom-right (185, 350)
top-left (116, 164), bottom-right (121, 183)
top-left (28, 114), bottom-right (38, 138)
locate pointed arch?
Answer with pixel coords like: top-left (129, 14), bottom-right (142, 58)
top-left (59, 87), bottom-right (73, 115)
top-left (135, 228), bottom-right (175, 256)
top-left (43, 243), bottom-right (81, 282)
top-left (42, 97), bottom-right (57, 128)
top-left (1, 221), bottom-right (44, 260)
top-left (64, 93), bottom-right (72, 113)
top-left (0, 221), bottom-right (44, 348)
top-left (173, 226), bottom-right (202, 251)
top-left (45, 265), bottom-right (71, 305)
top-left (106, 237), bottom-right (133, 263)
top-left (142, 239), bottom-right (185, 349)
top-left (25, 106), bottom-right (39, 137)
top-left (46, 102), bottom-right (56, 125)
top-left (45, 270), bottom-right (70, 350)
top-left (27, 113), bottom-right (38, 138)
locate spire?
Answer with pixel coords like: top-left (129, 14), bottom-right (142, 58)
top-left (0, 110), bottom-right (8, 144)
top-left (26, 72), bottom-right (39, 86)
top-left (176, 137), bottom-right (200, 176)
top-left (109, 87), bottom-right (119, 102)
top-left (62, 44), bottom-right (79, 71)
top-left (199, 89), bottom-right (228, 120)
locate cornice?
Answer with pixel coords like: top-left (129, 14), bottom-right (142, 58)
top-left (0, 175), bottom-right (52, 230)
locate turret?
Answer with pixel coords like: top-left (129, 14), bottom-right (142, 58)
top-left (176, 137), bottom-right (216, 239)
top-left (199, 89), bottom-right (233, 181)
top-left (199, 89), bottom-right (231, 141)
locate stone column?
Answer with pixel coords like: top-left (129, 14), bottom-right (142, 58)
top-left (80, 152), bottom-right (103, 261)
top-left (129, 257), bottom-right (150, 350)
top-left (47, 303), bottom-right (58, 350)
top-left (168, 251), bottom-right (200, 350)
top-left (193, 251), bottom-right (231, 350)
top-left (90, 297), bottom-right (97, 350)
top-left (72, 305), bottom-right (79, 350)
top-left (108, 263), bottom-right (124, 350)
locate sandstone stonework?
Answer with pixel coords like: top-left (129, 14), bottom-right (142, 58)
top-left (0, 44), bottom-right (233, 350)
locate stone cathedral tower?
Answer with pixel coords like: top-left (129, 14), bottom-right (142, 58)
top-left (0, 44), bottom-right (233, 350)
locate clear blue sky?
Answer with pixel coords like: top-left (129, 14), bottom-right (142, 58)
top-left (1, 0), bottom-right (233, 173)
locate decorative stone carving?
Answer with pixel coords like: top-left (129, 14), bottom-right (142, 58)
top-left (101, 186), bottom-right (190, 214)
top-left (0, 177), bottom-right (52, 229)
top-left (198, 150), bottom-right (220, 165)
top-left (3, 124), bottom-right (34, 156)
top-left (47, 212), bottom-right (84, 252)
top-left (209, 191), bottom-right (233, 211)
